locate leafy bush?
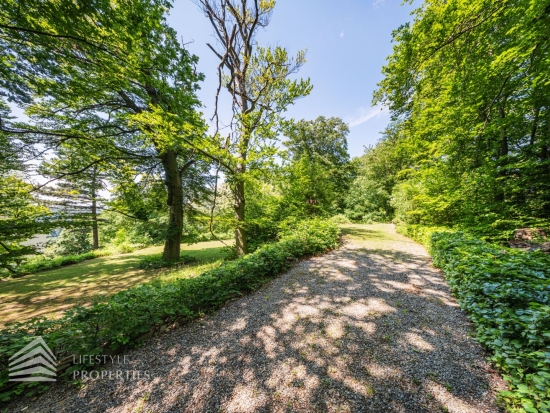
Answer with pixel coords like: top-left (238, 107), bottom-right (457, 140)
top-left (429, 231), bottom-right (550, 413)
top-left (191, 230), bottom-right (233, 243)
top-left (6, 250), bottom-right (113, 278)
top-left (395, 223), bottom-right (450, 247)
top-left (47, 228), bottom-right (94, 256)
top-left (329, 214), bottom-right (352, 225)
top-left (138, 253), bottom-right (197, 270)
top-left (98, 210), bottom-right (168, 248)
top-left (0, 219), bottom-right (340, 402)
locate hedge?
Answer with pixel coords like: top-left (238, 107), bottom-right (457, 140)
top-left (428, 231), bottom-right (550, 413)
top-left (0, 218), bottom-right (340, 402)
top-left (1, 250), bottom-right (114, 279)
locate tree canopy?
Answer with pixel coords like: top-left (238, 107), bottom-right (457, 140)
top-left (348, 0), bottom-right (550, 236)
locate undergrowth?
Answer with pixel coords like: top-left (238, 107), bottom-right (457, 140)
top-left (0, 218), bottom-right (340, 403)
top-left (398, 224), bottom-right (550, 413)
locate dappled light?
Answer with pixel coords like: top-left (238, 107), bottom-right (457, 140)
top-left (0, 241), bottom-right (231, 327)
top-left (1, 0), bottom-right (547, 409)
top-left (7, 224), bottom-right (505, 412)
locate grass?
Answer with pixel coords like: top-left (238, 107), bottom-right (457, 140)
top-left (0, 240), bottom-right (232, 327)
top-left (340, 223), bottom-right (407, 246)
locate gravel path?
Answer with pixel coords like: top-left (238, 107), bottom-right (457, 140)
top-left (7, 224), bottom-right (506, 413)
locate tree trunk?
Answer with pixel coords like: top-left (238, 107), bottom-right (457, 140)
top-left (495, 104), bottom-right (508, 203)
top-left (161, 150), bottom-right (184, 261)
top-left (91, 169), bottom-right (99, 250)
top-left (234, 171), bottom-right (247, 256)
top-left (530, 106), bottom-right (540, 147)
top-left (91, 198), bottom-right (99, 249)
top-left (233, 73), bottom-right (249, 256)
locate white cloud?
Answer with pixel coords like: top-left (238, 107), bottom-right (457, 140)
top-left (373, 0), bottom-right (385, 8)
top-left (345, 105), bottom-right (389, 128)
top-left (340, 30), bottom-right (344, 38)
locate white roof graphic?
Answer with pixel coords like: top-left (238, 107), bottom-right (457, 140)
top-left (8, 336), bottom-right (57, 382)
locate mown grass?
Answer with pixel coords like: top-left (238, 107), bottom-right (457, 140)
top-left (0, 240), bottom-right (232, 327)
top-left (340, 223), bottom-right (412, 246)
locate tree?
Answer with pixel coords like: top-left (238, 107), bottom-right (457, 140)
top-left (284, 117), bottom-right (350, 167)
top-left (345, 123), bottom-right (409, 222)
top-left (282, 116), bottom-right (353, 215)
top-left (40, 149), bottom-right (106, 250)
top-left (0, 104), bottom-right (60, 274)
top-left (371, 0), bottom-right (550, 233)
top-left (0, 175), bottom-right (54, 275)
top-left (195, 0), bottom-right (312, 255)
top-left (0, 0), bottom-right (208, 260)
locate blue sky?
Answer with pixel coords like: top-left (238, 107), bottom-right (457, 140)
top-left (167, 0), bottom-right (416, 158)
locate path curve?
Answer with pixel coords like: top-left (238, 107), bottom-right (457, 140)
top-left (9, 224), bottom-right (506, 413)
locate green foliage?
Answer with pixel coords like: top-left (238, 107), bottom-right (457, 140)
top-left (328, 214), bottom-right (352, 225)
top-left (345, 176), bottom-right (391, 223)
top-left (346, 132), bottom-right (407, 222)
top-left (0, 175), bottom-right (59, 274)
top-left (367, 0), bottom-right (550, 236)
top-left (13, 250), bottom-right (112, 278)
top-left (429, 231), bottom-right (550, 412)
top-left (244, 180), bottom-right (284, 252)
top-left (284, 116), bottom-right (350, 172)
top-left (0, 219), bottom-right (340, 402)
top-left (48, 229), bottom-right (93, 256)
top-left (1, 0), bottom-right (209, 261)
top-left (280, 218), bottom-right (341, 253)
top-left (137, 253), bottom-right (197, 270)
top-left (281, 117), bottom-right (355, 217)
top-left (98, 211), bottom-right (167, 249)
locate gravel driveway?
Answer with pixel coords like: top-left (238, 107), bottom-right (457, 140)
top-left (7, 224), bottom-right (506, 413)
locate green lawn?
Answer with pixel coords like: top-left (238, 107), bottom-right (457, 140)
top-left (340, 223), bottom-right (406, 246)
top-left (0, 240), bottom-right (232, 327)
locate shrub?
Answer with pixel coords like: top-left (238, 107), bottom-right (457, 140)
top-left (47, 228), bottom-right (93, 256)
top-left (429, 231), bottom-right (550, 413)
top-left (395, 223), bottom-right (450, 247)
top-left (329, 214), bottom-right (352, 225)
top-left (137, 253), bottom-right (197, 270)
top-left (0, 219), bottom-right (340, 402)
top-left (6, 250), bottom-right (113, 278)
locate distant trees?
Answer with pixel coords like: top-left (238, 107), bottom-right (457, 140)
top-left (40, 149), bottom-right (106, 251)
top-left (345, 124), bottom-right (407, 222)
top-left (282, 117), bottom-right (354, 216)
top-left (195, 0), bottom-right (312, 255)
top-left (350, 0), bottom-right (550, 233)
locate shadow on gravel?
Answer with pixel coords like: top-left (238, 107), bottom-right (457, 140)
top-left (8, 230), bottom-right (504, 413)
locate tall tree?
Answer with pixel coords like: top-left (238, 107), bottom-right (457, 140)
top-left (0, 104), bottom-right (60, 274)
top-left (195, 0), bottom-right (312, 255)
top-left (0, 0), bottom-right (208, 260)
top-left (40, 149), bottom-right (107, 250)
top-left (282, 116), bottom-right (353, 216)
top-left (372, 0), bottom-right (550, 230)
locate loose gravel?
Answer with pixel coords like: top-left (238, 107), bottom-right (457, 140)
top-left (6, 224), bottom-right (506, 413)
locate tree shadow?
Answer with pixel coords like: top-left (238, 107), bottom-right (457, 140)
top-left (0, 246), bottom-right (228, 327)
top-left (5, 241), bottom-right (505, 412)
